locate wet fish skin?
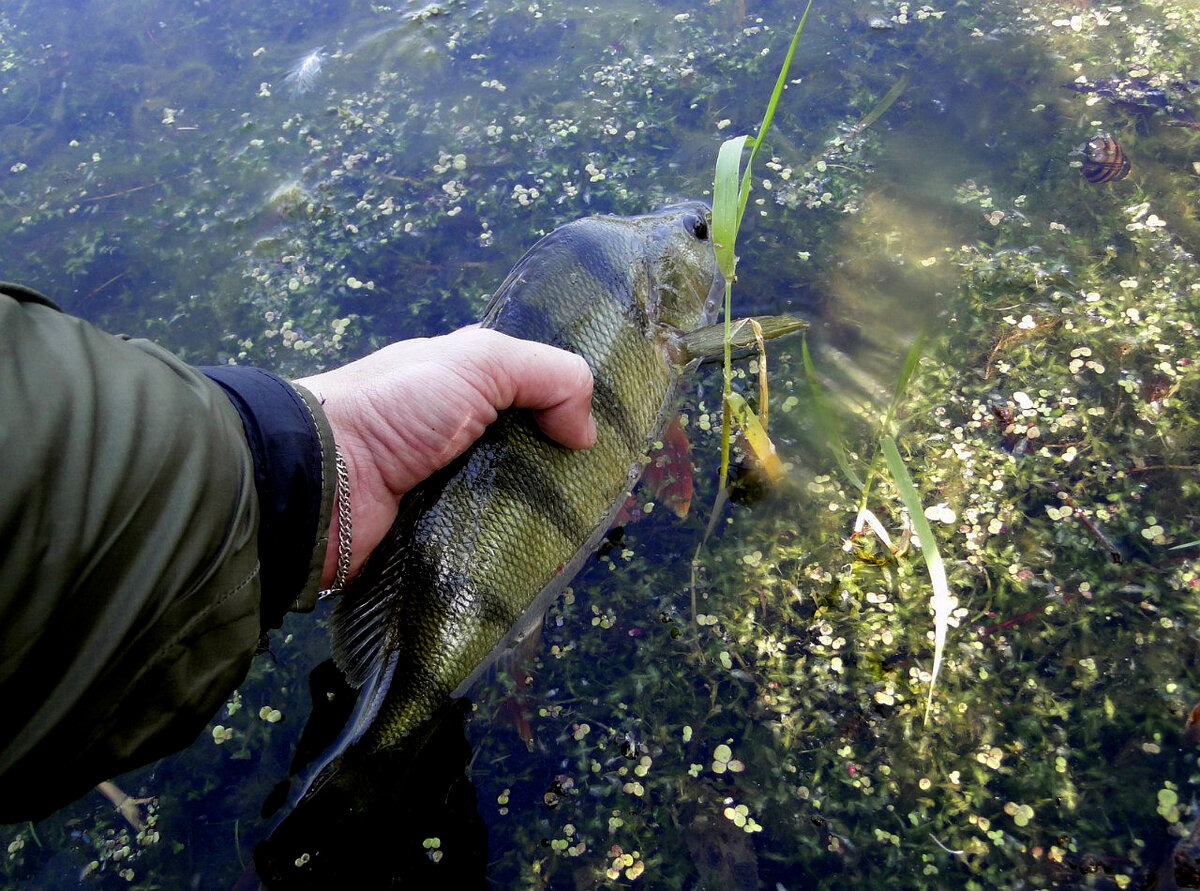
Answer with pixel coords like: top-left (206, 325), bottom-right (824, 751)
top-left (324, 201), bottom-right (722, 763)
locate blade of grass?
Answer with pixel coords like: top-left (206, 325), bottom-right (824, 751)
top-left (712, 0), bottom-right (814, 493)
top-left (713, 139), bottom-right (743, 497)
top-left (802, 69), bottom-right (909, 181)
top-left (852, 71), bottom-right (909, 134)
top-left (713, 136), bottom-right (750, 280)
top-left (733, 0), bottom-right (815, 235)
top-left (881, 329), bottom-right (927, 437)
top-left (858, 329), bottom-right (928, 506)
top-left (694, 2), bottom-right (814, 620)
top-left (881, 434), bottom-right (951, 726)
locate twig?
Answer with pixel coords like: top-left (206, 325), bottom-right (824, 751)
top-left (87, 270), bottom-right (127, 299)
top-left (976, 592), bottom-right (1081, 639)
top-left (1127, 464), bottom-right (1200, 473)
top-left (82, 181), bottom-right (167, 203)
top-left (1051, 483), bottom-right (1124, 563)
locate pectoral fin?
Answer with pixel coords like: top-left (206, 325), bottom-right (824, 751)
top-left (614, 415), bottom-right (694, 526)
top-left (674, 314), bottom-right (808, 365)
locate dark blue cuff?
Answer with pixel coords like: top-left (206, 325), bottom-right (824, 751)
top-left (201, 366), bottom-right (325, 629)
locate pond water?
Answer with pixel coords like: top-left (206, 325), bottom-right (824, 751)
top-left (3, 0), bottom-right (1200, 888)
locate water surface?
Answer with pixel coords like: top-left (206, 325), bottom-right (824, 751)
top-left (3, 0), bottom-right (1200, 888)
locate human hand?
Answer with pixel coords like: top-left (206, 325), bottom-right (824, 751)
top-left (295, 327), bottom-right (595, 588)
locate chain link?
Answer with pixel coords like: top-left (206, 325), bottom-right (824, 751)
top-left (319, 446), bottom-right (352, 599)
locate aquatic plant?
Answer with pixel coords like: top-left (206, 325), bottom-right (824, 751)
top-left (705, 1), bottom-right (952, 721)
top-left (710, 0), bottom-right (814, 498)
top-left (4, 0), bottom-right (1200, 888)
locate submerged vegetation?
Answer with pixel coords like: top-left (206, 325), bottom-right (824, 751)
top-left (3, 0), bottom-right (1200, 888)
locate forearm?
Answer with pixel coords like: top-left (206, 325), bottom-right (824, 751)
top-left (0, 288), bottom-right (332, 821)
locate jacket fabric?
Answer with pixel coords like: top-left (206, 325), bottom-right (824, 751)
top-left (0, 284), bottom-right (335, 822)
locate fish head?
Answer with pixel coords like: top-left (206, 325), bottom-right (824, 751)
top-left (626, 200), bottom-right (724, 334)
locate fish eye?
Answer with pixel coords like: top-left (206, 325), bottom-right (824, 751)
top-left (685, 213), bottom-right (709, 241)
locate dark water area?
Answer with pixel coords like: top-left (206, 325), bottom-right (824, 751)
top-left (4, 0), bottom-right (1200, 888)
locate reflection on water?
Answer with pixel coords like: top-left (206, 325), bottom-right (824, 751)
top-left (3, 0), bottom-right (1200, 887)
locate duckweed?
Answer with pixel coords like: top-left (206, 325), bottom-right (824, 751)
top-left (5, 0), bottom-right (1200, 888)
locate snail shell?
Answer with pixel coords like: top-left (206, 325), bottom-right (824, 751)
top-left (1081, 135), bottom-right (1131, 183)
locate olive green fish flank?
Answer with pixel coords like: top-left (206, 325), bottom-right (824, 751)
top-left (589, 376), bottom-right (644, 454)
top-left (486, 444), bottom-right (597, 547)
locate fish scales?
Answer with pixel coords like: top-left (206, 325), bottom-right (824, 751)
top-left (325, 201), bottom-right (720, 762)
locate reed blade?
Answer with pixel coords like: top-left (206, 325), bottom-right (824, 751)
top-left (881, 434), bottom-right (952, 727)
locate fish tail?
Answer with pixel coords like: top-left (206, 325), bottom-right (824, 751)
top-left (256, 698), bottom-right (478, 886)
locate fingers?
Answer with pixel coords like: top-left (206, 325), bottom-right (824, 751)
top-left (521, 346), bottom-right (596, 449)
top-left (457, 328), bottom-right (596, 450)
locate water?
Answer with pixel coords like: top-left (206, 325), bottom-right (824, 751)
top-left (3, 0), bottom-right (1200, 887)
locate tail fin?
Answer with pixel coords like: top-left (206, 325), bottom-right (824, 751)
top-left (255, 698), bottom-right (483, 888)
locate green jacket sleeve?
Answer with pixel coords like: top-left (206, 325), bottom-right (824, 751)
top-left (0, 289), bottom-right (334, 823)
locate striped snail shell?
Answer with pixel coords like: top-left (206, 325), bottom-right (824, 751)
top-left (1081, 135), bottom-right (1131, 183)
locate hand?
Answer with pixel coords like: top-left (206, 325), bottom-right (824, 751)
top-left (295, 326), bottom-right (596, 587)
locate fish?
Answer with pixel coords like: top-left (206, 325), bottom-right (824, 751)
top-left (324, 201), bottom-right (722, 766)
top-left (256, 203), bottom-right (805, 882)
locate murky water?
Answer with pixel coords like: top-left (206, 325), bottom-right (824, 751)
top-left (3, 0), bottom-right (1200, 888)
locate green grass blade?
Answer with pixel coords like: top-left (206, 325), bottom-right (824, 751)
top-left (697, 1), bottom-right (815, 602)
top-left (882, 330), bottom-right (927, 437)
top-left (735, 0), bottom-right (814, 232)
top-left (802, 335), bottom-right (864, 491)
top-left (714, 135), bottom-right (744, 498)
top-left (713, 135), bottom-right (750, 279)
top-left (852, 71), bottom-right (908, 134)
top-left (718, 281), bottom-right (735, 494)
top-left (881, 434), bottom-right (951, 727)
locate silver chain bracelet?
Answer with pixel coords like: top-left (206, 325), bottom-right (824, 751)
top-left (319, 445), bottom-right (352, 599)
